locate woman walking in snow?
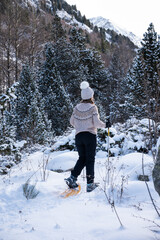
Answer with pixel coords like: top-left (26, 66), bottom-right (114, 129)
top-left (65, 81), bottom-right (106, 192)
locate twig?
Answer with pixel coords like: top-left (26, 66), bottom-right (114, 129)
top-left (102, 185), bottom-right (124, 227)
top-left (133, 214), bottom-right (160, 228)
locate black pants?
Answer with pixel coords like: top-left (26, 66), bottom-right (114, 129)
top-left (71, 132), bottom-right (97, 184)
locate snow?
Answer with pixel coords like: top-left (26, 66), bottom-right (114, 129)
top-left (105, 32), bottom-right (111, 42)
top-left (57, 9), bottom-right (92, 33)
top-left (125, 139), bottom-right (144, 151)
top-left (23, 0), bottom-right (52, 10)
top-left (52, 130), bottom-right (76, 150)
top-left (156, 137), bottom-right (160, 153)
top-left (113, 133), bottom-right (125, 142)
top-left (109, 147), bottom-right (120, 156)
top-left (23, 0), bottom-right (38, 8)
top-left (140, 118), bottom-right (151, 126)
top-left (90, 16), bottom-right (142, 47)
top-left (0, 145), bottom-right (159, 240)
top-left (103, 136), bottom-right (115, 145)
top-left (47, 151), bottom-right (78, 171)
top-left (109, 127), bottom-right (117, 135)
top-left (14, 140), bottom-right (27, 149)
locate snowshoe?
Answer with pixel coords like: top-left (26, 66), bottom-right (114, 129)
top-left (60, 185), bottom-right (81, 198)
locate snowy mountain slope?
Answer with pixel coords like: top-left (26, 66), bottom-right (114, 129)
top-left (23, 0), bottom-right (52, 8)
top-left (21, 1), bottom-right (92, 33)
top-left (22, 0), bottom-right (52, 9)
top-left (57, 9), bottom-right (92, 33)
top-left (90, 16), bottom-right (141, 47)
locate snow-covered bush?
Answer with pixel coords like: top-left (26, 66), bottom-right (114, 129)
top-left (119, 118), bottom-right (157, 154)
top-left (0, 84), bottom-right (23, 175)
top-left (51, 118), bottom-right (159, 157)
top-left (0, 140), bottom-right (26, 175)
top-left (96, 117), bottom-right (157, 156)
top-left (52, 129), bottom-right (76, 151)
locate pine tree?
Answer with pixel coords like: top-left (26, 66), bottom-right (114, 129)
top-left (109, 52), bottom-right (128, 122)
top-left (52, 37), bottom-right (75, 87)
top-left (141, 23), bottom-right (160, 101)
top-left (0, 84), bottom-right (17, 157)
top-left (51, 14), bottom-right (65, 42)
top-left (57, 0), bottom-right (62, 10)
top-left (125, 54), bottom-right (146, 117)
top-left (15, 64), bottom-right (52, 143)
top-left (69, 28), bottom-right (109, 91)
top-left (38, 43), bottom-right (72, 135)
top-left (15, 64), bottom-right (34, 139)
top-left (69, 27), bottom-right (86, 49)
top-left (27, 88), bottom-right (53, 144)
top-left (53, 36), bottom-right (87, 104)
top-left (124, 23), bottom-right (160, 146)
top-left (126, 23), bottom-right (160, 121)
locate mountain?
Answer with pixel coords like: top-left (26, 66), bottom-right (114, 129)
top-left (19, 0), bottom-right (141, 47)
top-left (0, 0), bottom-right (137, 94)
top-left (90, 16), bottom-right (141, 47)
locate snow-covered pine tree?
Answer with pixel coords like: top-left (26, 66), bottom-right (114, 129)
top-left (51, 14), bottom-right (66, 42)
top-left (27, 87), bottom-right (53, 144)
top-left (140, 23), bottom-right (160, 121)
top-left (124, 23), bottom-right (160, 147)
top-left (15, 64), bottom-right (52, 143)
top-left (15, 64), bottom-right (35, 140)
top-left (125, 54), bottom-right (146, 118)
top-left (0, 94), bottom-right (16, 155)
top-left (0, 84), bottom-right (22, 174)
top-left (69, 27), bottom-right (86, 49)
top-left (109, 53), bottom-right (122, 122)
top-left (53, 37), bottom-right (75, 86)
top-left (38, 43), bottom-right (72, 135)
top-left (125, 23), bottom-right (160, 123)
top-left (52, 36), bottom-right (87, 104)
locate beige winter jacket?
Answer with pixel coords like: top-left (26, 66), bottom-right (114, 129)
top-left (70, 103), bottom-right (105, 135)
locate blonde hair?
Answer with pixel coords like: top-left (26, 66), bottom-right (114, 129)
top-left (81, 98), bottom-right (94, 104)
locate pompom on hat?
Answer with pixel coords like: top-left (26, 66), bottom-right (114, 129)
top-left (80, 81), bottom-right (94, 100)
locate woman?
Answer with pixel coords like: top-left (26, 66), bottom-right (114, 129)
top-left (65, 81), bottom-right (106, 192)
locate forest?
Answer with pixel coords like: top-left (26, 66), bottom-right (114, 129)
top-left (0, 0), bottom-right (159, 159)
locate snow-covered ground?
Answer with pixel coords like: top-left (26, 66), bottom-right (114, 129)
top-left (0, 147), bottom-right (160, 240)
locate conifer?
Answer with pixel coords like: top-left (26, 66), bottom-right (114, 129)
top-left (38, 43), bottom-right (72, 135)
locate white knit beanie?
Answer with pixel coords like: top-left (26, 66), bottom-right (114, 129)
top-left (80, 81), bottom-right (94, 100)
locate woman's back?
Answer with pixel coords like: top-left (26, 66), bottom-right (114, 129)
top-left (70, 102), bottom-right (105, 135)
